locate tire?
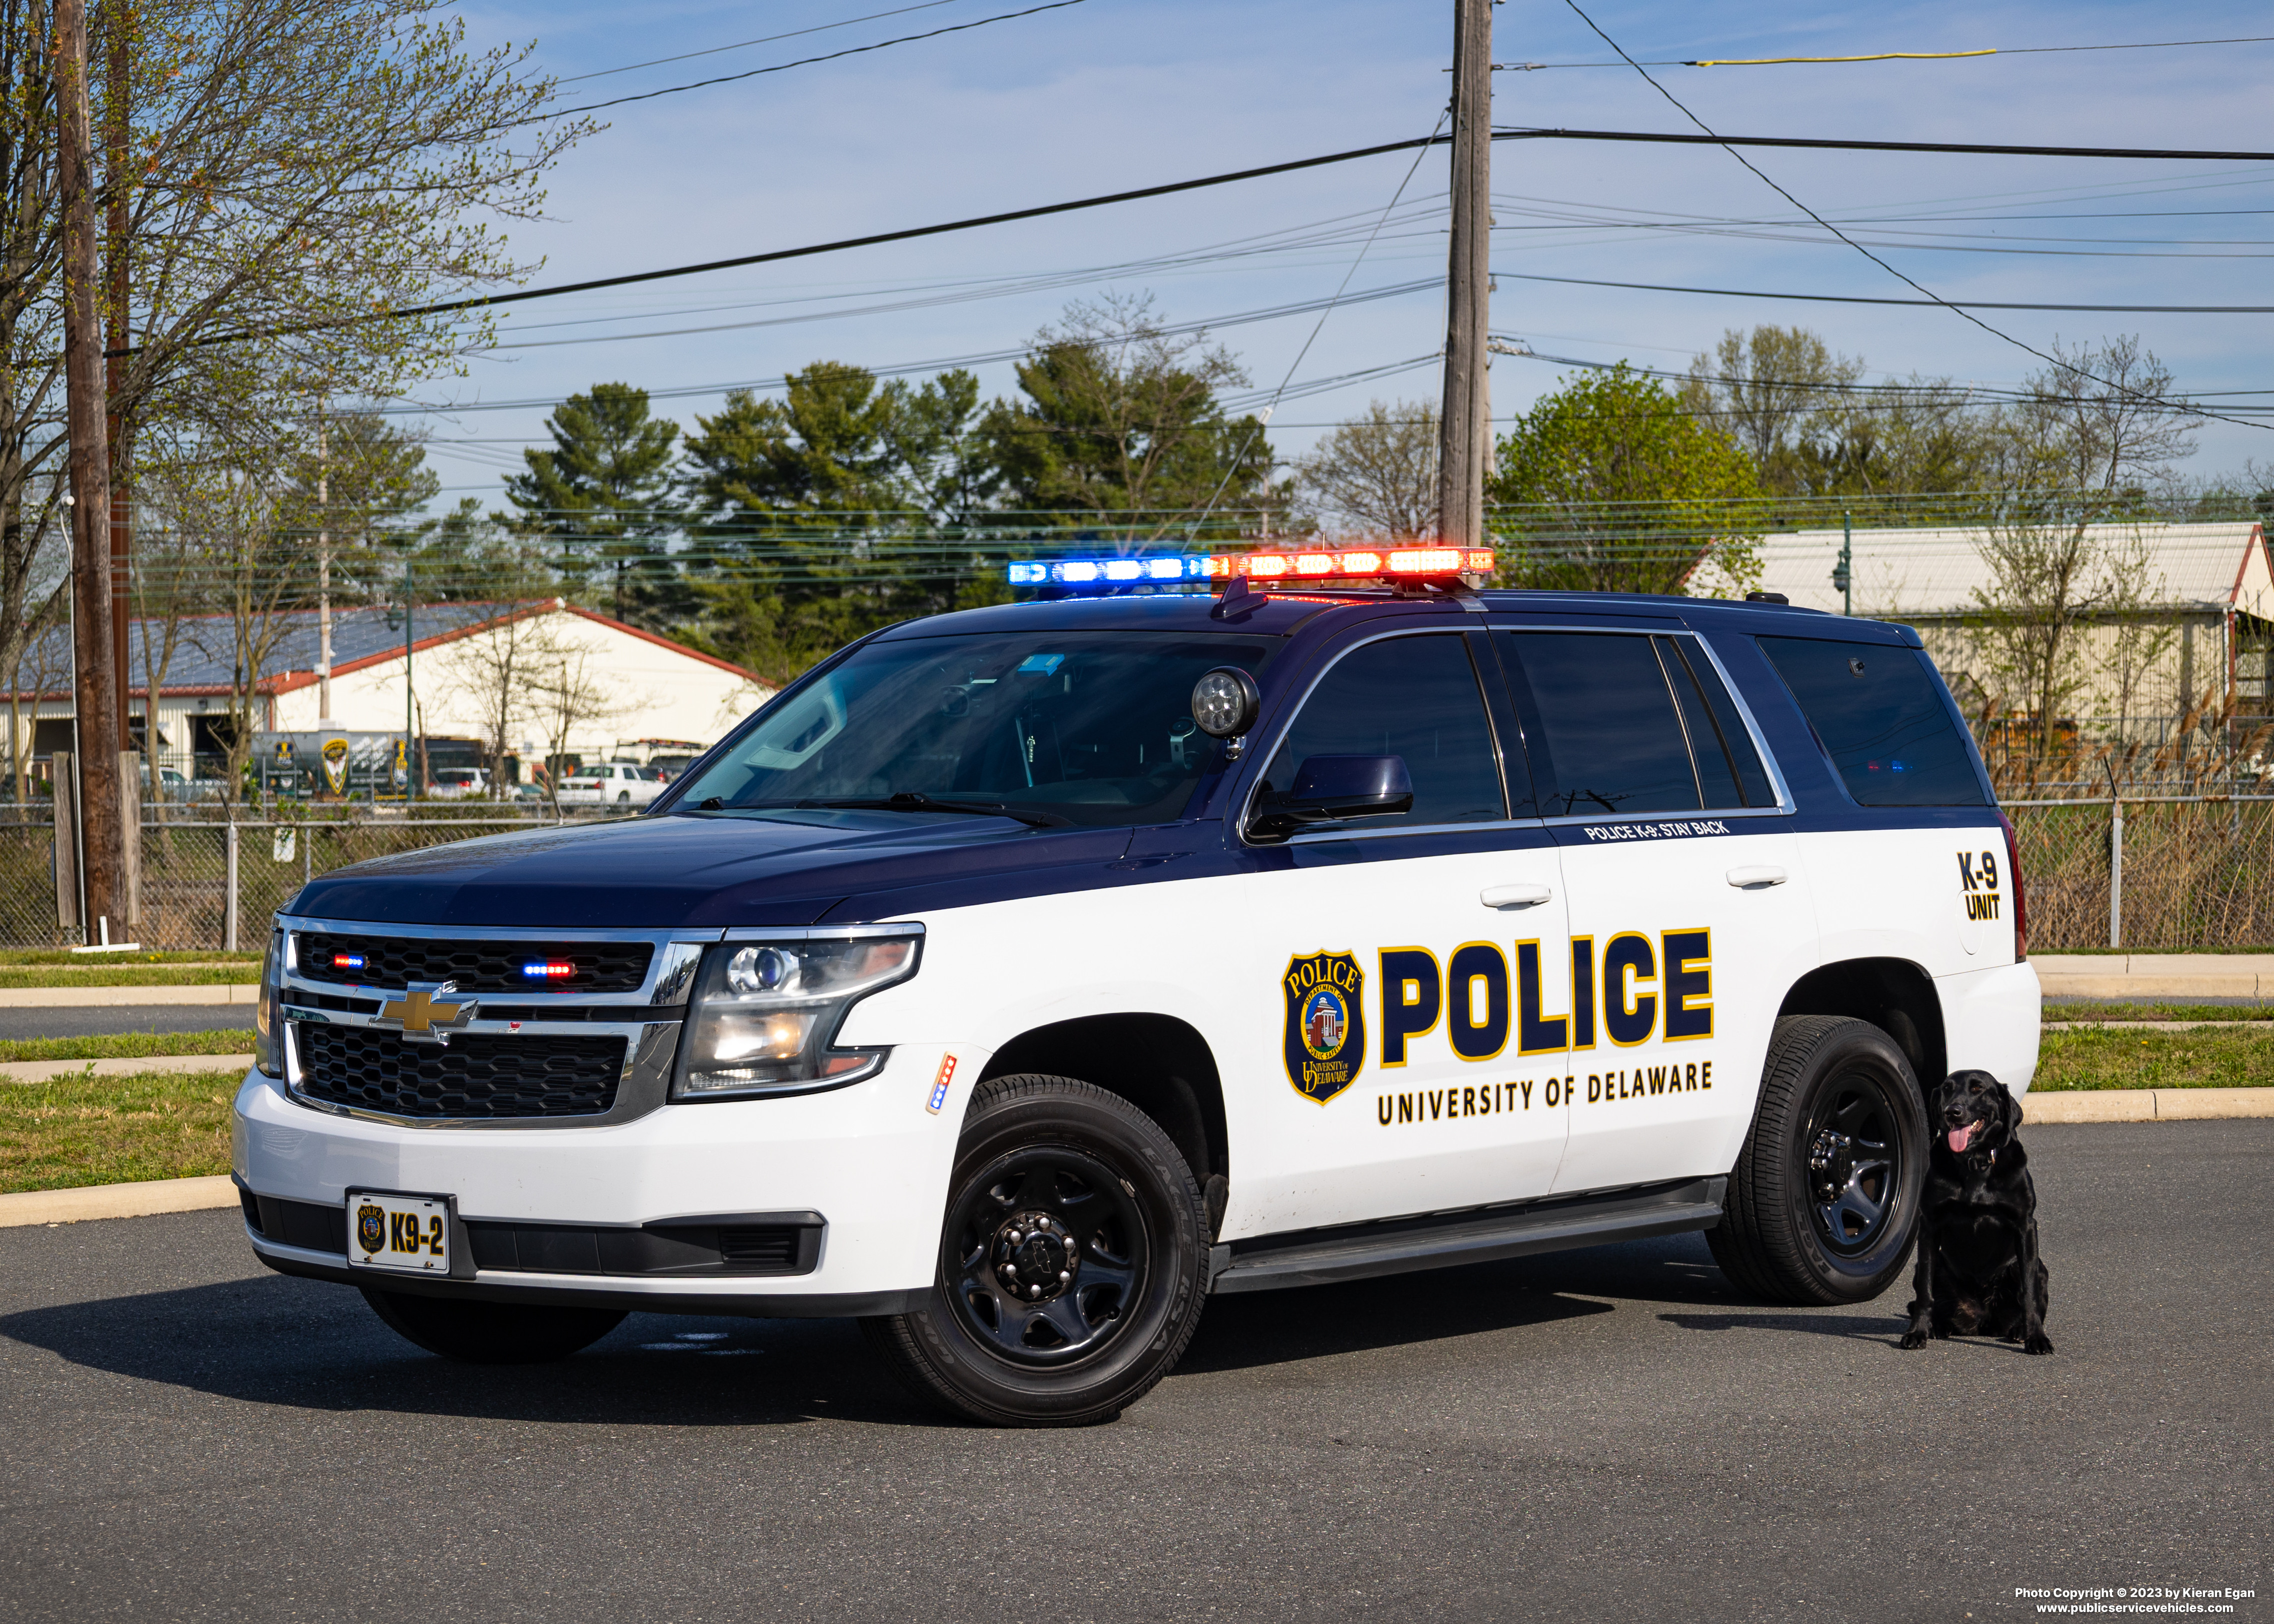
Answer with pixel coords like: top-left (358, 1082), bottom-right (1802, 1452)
top-left (862, 1074), bottom-right (1208, 1427)
top-left (1708, 1014), bottom-right (1927, 1306)
top-left (360, 1287), bottom-right (626, 1364)
top-left (616, 791), bottom-right (631, 805)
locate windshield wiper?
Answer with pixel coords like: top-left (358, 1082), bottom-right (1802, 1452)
top-left (792, 792), bottom-right (1074, 828)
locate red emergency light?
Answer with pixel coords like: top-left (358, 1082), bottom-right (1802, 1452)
top-left (1205, 546), bottom-right (1494, 582)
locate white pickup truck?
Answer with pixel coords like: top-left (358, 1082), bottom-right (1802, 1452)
top-left (554, 762), bottom-right (667, 808)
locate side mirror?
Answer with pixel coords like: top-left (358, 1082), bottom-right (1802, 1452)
top-left (1248, 754), bottom-right (1414, 840)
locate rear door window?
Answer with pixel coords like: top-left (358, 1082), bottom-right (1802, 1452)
top-left (1757, 636), bottom-right (1987, 806)
top-left (1259, 633), bottom-right (1506, 830)
top-left (1499, 632), bottom-right (1702, 816)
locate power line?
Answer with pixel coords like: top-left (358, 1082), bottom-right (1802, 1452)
top-left (1493, 268), bottom-right (2274, 314)
top-left (1554, 0), bottom-right (2266, 435)
top-left (116, 125), bottom-right (2274, 362)
top-left (1495, 127), bottom-right (2274, 163)
top-left (521, 0), bottom-right (1091, 124)
top-left (557, 0), bottom-right (975, 83)
top-left (1499, 35), bottom-right (2274, 69)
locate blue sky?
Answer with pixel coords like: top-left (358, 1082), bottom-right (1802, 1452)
top-left (418, 0), bottom-right (2274, 502)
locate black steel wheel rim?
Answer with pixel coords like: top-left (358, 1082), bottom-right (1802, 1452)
top-left (943, 1144), bottom-right (1150, 1369)
top-left (1804, 1067), bottom-right (1904, 1256)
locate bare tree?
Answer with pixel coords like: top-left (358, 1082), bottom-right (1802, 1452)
top-left (1964, 339), bottom-right (2202, 751)
top-left (527, 636), bottom-right (626, 814)
top-left (1295, 400), bottom-right (1439, 538)
top-left (435, 602), bottom-right (557, 801)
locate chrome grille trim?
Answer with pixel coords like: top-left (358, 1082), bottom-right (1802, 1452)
top-left (275, 914), bottom-right (725, 1131)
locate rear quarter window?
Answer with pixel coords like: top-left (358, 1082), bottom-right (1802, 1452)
top-left (1757, 636), bottom-right (1986, 806)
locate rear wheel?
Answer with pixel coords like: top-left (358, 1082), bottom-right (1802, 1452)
top-left (1709, 1015), bottom-right (1926, 1305)
top-left (361, 1287), bottom-right (626, 1364)
top-left (862, 1074), bottom-right (1208, 1427)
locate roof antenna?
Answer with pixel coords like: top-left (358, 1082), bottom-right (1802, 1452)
top-left (1209, 574), bottom-right (1259, 621)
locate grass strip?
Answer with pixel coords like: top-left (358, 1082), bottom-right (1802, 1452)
top-left (2031, 1027), bottom-right (2274, 1091)
top-left (0, 1031), bottom-right (253, 1065)
top-left (0, 1070), bottom-right (234, 1193)
top-left (0, 966), bottom-right (258, 989)
top-left (0, 950), bottom-right (260, 966)
top-left (2044, 1002), bottom-right (2274, 1023)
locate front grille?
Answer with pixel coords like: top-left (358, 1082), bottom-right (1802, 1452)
top-left (295, 933), bottom-right (653, 994)
top-left (295, 1026), bottom-right (624, 1119)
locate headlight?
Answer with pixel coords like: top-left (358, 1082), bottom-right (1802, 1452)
top-left (253, 926), bottom-right (283, 1078)
top-left (672, 928), bottom-right (923, 1100)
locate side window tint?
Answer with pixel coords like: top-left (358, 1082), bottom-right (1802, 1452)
top-left (1660, 637), bottom-right (1775, 808)
top-left (1757, 636), bottom-right (1987, 806)
top-left (1262, 634), bottom-right (1505, 829)
top-left (1502, 632), bottom-right (1701, 816)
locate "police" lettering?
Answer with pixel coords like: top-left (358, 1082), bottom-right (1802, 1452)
top-left (1383, 932), bottom-right (1713, 1063)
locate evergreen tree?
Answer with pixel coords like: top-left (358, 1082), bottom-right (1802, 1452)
top-left (502, 383), bottom-right (682, 626)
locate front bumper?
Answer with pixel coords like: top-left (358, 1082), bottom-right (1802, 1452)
top-left (231, 1043), bottom-right (968, 1315)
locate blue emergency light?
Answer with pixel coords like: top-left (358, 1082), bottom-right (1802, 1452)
top-left (1005, 556), bottom-right (1211, 586)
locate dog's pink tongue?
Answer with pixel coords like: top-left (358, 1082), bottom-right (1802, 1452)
top-left (1947, 1126), bottom-right (1973, 1153)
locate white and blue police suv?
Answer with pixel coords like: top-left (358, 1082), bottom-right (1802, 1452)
top-left (234, 551), bottom-right (2039, 1426)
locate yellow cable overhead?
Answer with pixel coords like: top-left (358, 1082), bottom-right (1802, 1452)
top-left (1688, 49), bottom-right (1997, 66)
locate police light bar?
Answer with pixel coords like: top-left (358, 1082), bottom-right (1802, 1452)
top-left (1005, 556), bottom-right (1211, 586)
top-left (520, 960), bottom-right (575, 980)
top-left (1205, 546), bottom-right (1495, 581)
top-left (332, 953), bottom-right (365, 971)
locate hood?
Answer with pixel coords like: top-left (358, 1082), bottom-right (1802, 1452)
top-left (286, 811), bottom-right (1133, 929)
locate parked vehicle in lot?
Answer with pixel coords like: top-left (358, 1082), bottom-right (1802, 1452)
top-left (554, 761), bottom-right (665, 807)
top-left (426, 768), bottom-right (491, 800)
top-left (235, 554), bottom-right (2037, 1426)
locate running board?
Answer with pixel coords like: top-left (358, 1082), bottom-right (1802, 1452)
top-left (1208, 1176), bottom-right (1726, 1295)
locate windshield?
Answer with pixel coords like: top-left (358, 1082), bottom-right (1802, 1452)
top-left (674, 630), bottom-right (1279, 829)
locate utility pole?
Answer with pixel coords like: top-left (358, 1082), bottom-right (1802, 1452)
top-left (1434, 0), bottom-right (1492, 548)
top-left (316, 401), bottom-right (332, 724)
top-left (58, 0), bottom-right (125, 940)
top-left (104, 0), bottom-right (131, 752)
top-left (1834, 510), bottom-right (1854, 615)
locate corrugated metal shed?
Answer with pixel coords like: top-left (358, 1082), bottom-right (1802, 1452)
top-left (1694, 521), bottom-right (2274, 623)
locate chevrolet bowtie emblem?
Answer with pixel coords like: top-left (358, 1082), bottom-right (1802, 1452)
top-left (375, 981), bottom-right (478, 1046)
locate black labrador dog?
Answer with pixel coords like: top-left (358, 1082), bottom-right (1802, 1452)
top-left (1900, 1070), bottom-right (2054, 1355)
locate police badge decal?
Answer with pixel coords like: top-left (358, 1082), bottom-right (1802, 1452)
top-left (356, 1202), bottom-right (385, 1255)
top-left (1283, 951), bottom-right (1366, 1105)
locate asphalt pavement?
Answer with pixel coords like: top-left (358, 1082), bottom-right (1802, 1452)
top-left (0, 1007), bottom-right (254, 1042)
top-left (1, 1122), bottom-right (2266, 1623)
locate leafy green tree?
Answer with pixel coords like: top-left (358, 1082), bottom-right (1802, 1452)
top-left (502, 383), bottom-right (682, 626)
top-left (1681, 325), bottom-right (2003, 502)
top-left (1490, 362), bottom-right (1762, 593)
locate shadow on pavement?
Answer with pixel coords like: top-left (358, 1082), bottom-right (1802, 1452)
top-left (1, 1228), bottom-right (1869, 1425)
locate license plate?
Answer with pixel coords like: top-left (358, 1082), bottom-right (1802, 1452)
top-left (346, 1191), bottom-right (450, 1274)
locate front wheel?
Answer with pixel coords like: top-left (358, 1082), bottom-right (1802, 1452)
top-left (862, 1074), bottom-right (1208, 1426)
top-left (1708, 1015), bottom-right (1926, 1305)
top-left (361, 1287), bottom-right (626, 1364)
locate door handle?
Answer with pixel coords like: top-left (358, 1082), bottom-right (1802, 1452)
top-left (1726, 865), bottom-right (1788, 889)
top-left (1481, 882), bottom-right (1554, 909)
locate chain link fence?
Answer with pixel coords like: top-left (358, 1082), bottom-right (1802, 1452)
top-left (2, 801), bottom-right (2268, 952)
top-left (0, 808), bottom-right (628, 952)
top-left (2009, 798), bottom-right (2274, 949)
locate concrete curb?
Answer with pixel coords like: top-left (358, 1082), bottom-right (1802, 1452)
top-left (0, 1054), bottom-right (254, 1086)
top-left (2023, 1087), bottom-right (2274, 1124)
top-left (2033, 953), bottom-right (2274, 1001)
top-left (0, 1174), bottom-right (239, 1228)
top-left (0, 984), bottom-right (256, 1008)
